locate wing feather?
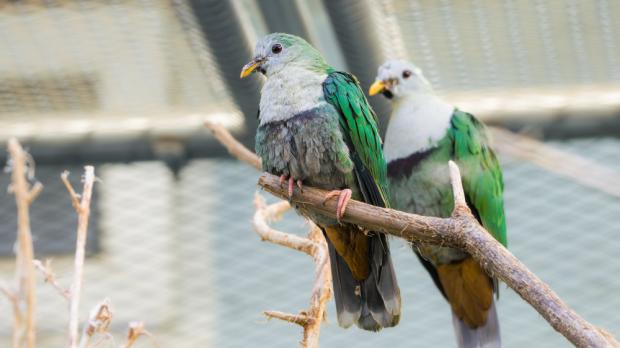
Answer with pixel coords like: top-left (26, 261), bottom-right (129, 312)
top-left (449, 110), bottom-right (507, 246)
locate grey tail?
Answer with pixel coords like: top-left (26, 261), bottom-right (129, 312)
top-left (326, 232), bottom-right (401, 331)
top-left (452, 299), bottom-right (501, 348)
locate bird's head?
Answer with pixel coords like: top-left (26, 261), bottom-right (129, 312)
top-left (368, 59), bottom-right (432, 99)
top-left (240, 33), bottom-right (327, 79)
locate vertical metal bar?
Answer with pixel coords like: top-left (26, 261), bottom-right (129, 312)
top-left (188, 0), bottom-right (261, 145)
top-left (257, 0), bottom-right (311, 42)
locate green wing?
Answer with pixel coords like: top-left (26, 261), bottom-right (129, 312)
top-left (449, 110), bottom-right (507, 246)
top-left (323, 71), bottom-right (390, 208)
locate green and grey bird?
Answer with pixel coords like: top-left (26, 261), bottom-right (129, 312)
top-left (241, 33), bottom-right (400, 331)
top-left (369, 60), bottom-right (506, 347)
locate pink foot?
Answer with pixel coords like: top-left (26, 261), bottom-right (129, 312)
top-left (279, 175), bottom-right (287, 188)
top-left (287, 177), bottom-right (294, 198)
top-left (322, 189), bottom-right (352, 222)
top-left (279, 175), bottom-right (302, 199)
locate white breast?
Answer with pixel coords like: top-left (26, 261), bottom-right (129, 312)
top-left (383, 93), bottom-right (454, 162)
top-left (259, 68), bottom-right (327, 125)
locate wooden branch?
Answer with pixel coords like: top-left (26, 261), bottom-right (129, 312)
top-left (253, 195), bottom-right (332, 348)
top-left (204, 120), bottom-right (262, 170)
top-left (61, 170), bottom-right (82, 211)
top-left (258, 167), bottom-right (619, 348)
top-left (0, 281), bottom-right (23, 334)
top-left (33, 259), bottom-right (70, 300)
top-left (63, 166), bottom-right (96, 348)
top-left (489, 127), bottom-right (620, 199)
top-left (7, 138), bottom-right (40, 348)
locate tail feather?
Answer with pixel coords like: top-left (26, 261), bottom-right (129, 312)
top-left (452, 299), bottom-right (501, 348)
top-left (327, 232), bottom-right (400, 331)
top-left (436, 257), bottom-right (501, 347)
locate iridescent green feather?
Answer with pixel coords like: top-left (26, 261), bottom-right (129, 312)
top-left (449, 110), bottom-right (507, 246)
top-left (323, 71), bottom-right (390, 208)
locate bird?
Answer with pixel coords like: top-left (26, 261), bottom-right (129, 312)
top-left (369, 59), bottom-right (506, 347)
top-left (240, 33), bottom-right (401, 331)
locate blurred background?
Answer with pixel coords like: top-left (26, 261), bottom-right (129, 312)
top-left (0, 0), bottom-right (619, 347)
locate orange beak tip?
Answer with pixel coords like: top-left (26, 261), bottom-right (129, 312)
top-left (368, 81), bottom-right (386, 96)
top-left (240, 59), bottom-right (263, 79)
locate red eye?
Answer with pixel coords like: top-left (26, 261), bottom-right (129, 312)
top-left (402, 70), bottom-right (412, 79)
top-left (271, 43), bottom-right (282, 54)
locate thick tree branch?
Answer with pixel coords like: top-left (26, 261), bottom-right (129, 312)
top-left (258, 169), bottom-right (618, 348)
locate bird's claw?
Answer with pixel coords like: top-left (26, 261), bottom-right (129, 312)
top-left (322, 189), bottom-right (352, 222)
top-left (279, 175), bottom-right (301, 200)
top-left (297, 180), bottom-right (303, 193)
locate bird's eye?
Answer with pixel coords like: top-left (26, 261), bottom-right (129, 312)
top-left (402, 70), bottom-right (412, 79)
top-left (271, 43), bottom-right (282, 54)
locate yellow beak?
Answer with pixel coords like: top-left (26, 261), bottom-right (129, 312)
top-left (368, 80), bottom-right (386, 96)
top-left (240, 59), bottom-right (263, 78)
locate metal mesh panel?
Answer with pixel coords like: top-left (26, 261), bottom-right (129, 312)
top-left (0, 0), bottom-right (242, 142)
top-left (0, 1), bottom-right (618, 347)
top-left (376, 0), bottom-right (620, 91)
top-left (2, 140), bottom-right (619, 347)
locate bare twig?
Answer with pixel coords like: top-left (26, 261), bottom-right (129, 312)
top-left (65, 167), bottom-right (96, 348)
top-left (258, 166), bottom-right (619, 348)
top-left (264, 311), bottom-right (312, 326)
top-left (26, 182), bottom-right (43, 204)
top-left (61, 170), bottom-right (82, 212)
top-left (7, 138), bottom-right (40, 348)
top-left (253, 195), bottom-right (332, 348)
top-left (121, 321), bottom-right (159, 348)
top-left (33, 259), bottom-right (70, 300)
top-left (78, 299), bottom-right (113, 348)
top-left (204, 120), bottom-right (262, 170)
top-left (489, 127), bottom-right (620, 199)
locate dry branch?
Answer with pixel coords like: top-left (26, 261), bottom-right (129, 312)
top-left (121, 321), bottom-right (159, 348)
top-left (7, 138), bottom-right (41, 348)
top-left (33, 259), bottom-right (70, 300)
top-left (64, 167), bottom-right (96, 348)
top-left (253, 195), bottom-right (331, 348)
top-left (258, 167), bottom-right (619, 348)
top-left (489, 127), bottom-right (620, 199)
top-left (204, 120), bottom-right (261, 170)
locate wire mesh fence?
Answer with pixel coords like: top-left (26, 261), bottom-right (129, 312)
top-left (0, 0), bottom-right (618, 347)
top-left (2, 139), bottom-right (619, 347)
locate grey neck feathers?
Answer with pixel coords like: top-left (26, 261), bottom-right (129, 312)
top-left (259, 66), bottom-right (328, 125)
